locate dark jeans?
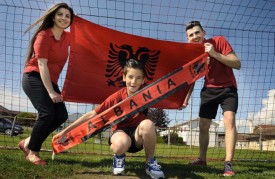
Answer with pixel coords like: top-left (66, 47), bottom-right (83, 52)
top-left (22, 72), bottom-right (68, 151)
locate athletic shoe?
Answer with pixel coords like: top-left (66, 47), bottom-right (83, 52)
top-left (145, 158), bottom-right (165, 179)
top-left (189, 158), bottom-right (207, 166)
top-left (223, 161), bottom-right (235, 176)
top-left (113, 154), bottom-right (125, 175)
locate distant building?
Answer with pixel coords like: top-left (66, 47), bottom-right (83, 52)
top-left (62, 112), bottom-right (111, 139)
top-left (0, 105), bottom-right (20, 117)
top-left (235, 124), bottom-right (275, 151)
top-left (158, 118), bottom-right (219, 147)
top-left (158, 118), bottom-right (275, 151)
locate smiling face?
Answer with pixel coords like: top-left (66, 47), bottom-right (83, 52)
top-left (186, 26), bottom-right (205, 44)
top-left (123, 67), bottom-right (145, 96)
top-left (53, 7), bottom-right (72, 29)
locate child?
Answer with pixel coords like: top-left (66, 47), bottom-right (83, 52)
top-left (53, 59), bottom-right (165, 179)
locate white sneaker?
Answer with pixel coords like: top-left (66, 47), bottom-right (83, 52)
top-left (146, 158), bottom-right (165, 179)
top-left (113, 154), bottom-right (125, 175)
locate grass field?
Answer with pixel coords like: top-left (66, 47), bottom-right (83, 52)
top-left (1, 148), bottom-right (275, 179)
top-left (0, 133), bottom-right (275, 178)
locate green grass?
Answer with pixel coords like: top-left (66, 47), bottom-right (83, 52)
top-left (0, 148), bottom-right (275, 179)
top-left (1, 132), bottom-right (274, 161)
top-left (1, 132), bottom-right (275, 178)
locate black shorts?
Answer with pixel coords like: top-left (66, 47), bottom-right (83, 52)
top-left (199, 86), bottom-right (238, 119)
top-left (108, 127), bottom-right (143, 153)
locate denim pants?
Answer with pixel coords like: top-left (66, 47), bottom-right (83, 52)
top-left (22, 72), bottom-right (68, 151)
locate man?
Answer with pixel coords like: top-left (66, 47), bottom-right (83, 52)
top-left (184, 21), bottom-right (241, 176)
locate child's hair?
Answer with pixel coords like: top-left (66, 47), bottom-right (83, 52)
top-left (123, 59), bottom-right (146, 77)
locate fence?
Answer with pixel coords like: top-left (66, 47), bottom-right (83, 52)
top-left (0, 0), bottom-right (274, 161)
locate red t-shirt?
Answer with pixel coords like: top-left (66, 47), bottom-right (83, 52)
top-left (95, 88), bottom-right (147, 131)
top-left (204, 36), bottom-right (237, 88)
top-left (24, 28), bottom-right (70, 84)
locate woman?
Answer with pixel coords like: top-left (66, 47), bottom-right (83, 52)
top-left (18, 3), bottom-right (74, 165)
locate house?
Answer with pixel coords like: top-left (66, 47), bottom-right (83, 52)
top-left (178, 118), bottom-right (219, 147)
top-left (235, 125), bottom-right (275, 151)
top-left (0, 105), bottom-right (20, 118)
top-left (63, 112), bottom-right (111, 140)
top-left (158, 118), bottom-right (219, 147)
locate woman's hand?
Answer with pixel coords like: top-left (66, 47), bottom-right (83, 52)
top-left (49, 91), bottom-right (63, 103)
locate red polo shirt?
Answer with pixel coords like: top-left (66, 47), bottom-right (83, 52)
top-left (204, 36), bottom-right (237, 88)
top-left (24, 28), bottom-right (70, 84)
top-left (95, 88), bottom-right (147, 131)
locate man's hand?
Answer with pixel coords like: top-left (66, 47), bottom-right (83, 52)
top-left (178, 102), bottom-right (188, 110)
top-left (204, 42), bottom-right (217, 58)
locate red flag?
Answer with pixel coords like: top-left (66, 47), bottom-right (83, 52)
top-left (62, 16), bottom-right (204, 109)
top-left (53, 53), bottom-right (209, 154)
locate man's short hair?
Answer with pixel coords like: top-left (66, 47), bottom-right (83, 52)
top-left (185, 21), bottom-right (204, 32)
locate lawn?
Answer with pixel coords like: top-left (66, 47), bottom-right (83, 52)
top-left (0, 132), bottom-right (275, 178)
top-left (1, 148), bottom-right (275, 179)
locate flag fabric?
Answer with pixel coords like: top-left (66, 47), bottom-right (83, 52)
top-left (53, 53), bottom-right (209, 154)
top-left (62, 16), bottom-right (205, 109)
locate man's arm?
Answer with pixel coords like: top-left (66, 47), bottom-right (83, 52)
top-left (204, 43), bottom-right (241, 70)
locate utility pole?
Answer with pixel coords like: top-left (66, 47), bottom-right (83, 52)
top-left (259, 126), bottom-right (263, 151)
top-left (168, 127), bottom-right (170, 146)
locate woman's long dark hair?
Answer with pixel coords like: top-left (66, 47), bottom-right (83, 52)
top-left (24, 3), bottom-right (74, 65)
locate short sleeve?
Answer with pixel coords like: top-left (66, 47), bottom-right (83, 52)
top-left (33, 31), bottom-right (50, 59)
top-left (216, 36), bottom-right (233, 56)
top-left (95, 90), bottom-right (122, 114)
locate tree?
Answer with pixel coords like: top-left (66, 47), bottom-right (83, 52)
top-left (16, 112), bottom-right (36, 119)
top-left (147, 108), bottom-right (171, 128)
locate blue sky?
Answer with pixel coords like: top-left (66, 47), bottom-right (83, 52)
top-left (0, 0), bottom-right (274, 131)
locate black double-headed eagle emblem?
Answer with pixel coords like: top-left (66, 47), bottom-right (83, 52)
top-left (105, 43), bottom-right (160, 87)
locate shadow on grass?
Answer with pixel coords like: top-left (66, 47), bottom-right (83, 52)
top-left (52, 157), bottom-right (223, 178)
top-left (235, 161), bottom-right (275, 174)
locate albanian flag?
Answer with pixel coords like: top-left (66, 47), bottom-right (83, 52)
top-left (62, 16), bottom-right (205, 109)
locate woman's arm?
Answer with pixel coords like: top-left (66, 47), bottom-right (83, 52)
top-left (38, 58), bottom-right (63, 103)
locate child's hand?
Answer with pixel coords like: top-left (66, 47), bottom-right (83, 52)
top-left (52, 132), bottom-right (64, 142)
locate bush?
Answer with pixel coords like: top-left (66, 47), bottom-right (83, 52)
top-left (162, 132), bottom-right (183, 145)
top-left (157, 136), bottom-right (165, 143)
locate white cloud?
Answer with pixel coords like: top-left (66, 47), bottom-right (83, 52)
top-left (213, 89), bottom-right (275, 134)
top-left (66, 102), bottom-right (95, 114)
top-left (0, 88), bottom-right (34, 112)
top-left (247, 89), bottom-right (275, 125)
top-left (0, 88), bottom-right (95, 115)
